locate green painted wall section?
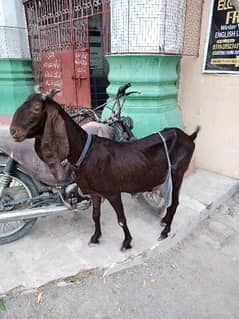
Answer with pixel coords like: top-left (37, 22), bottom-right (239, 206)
top-left (0, 59), bottom-right (33, 116)
top-left (103, 54), bottom-right (182, 138)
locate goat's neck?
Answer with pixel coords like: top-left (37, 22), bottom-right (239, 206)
top-left (63, 112), bottom-right (88, 164)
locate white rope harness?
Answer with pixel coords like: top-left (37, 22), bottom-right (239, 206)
top-left (157, 132), bottom-right (172, 207)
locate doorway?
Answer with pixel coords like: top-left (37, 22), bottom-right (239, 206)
top-left (24, 0), bottom-right (110, 112)
top-left (89, 15), bottom-right (109, 109)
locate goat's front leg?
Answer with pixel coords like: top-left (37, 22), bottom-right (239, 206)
top-left (89, 195), bottom-right (102, 245)
top-left (107, 194), bottom-right (132, 251)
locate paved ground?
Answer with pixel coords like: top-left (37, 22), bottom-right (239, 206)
top-left (0, 168), bottom-right (238, 295)
top-left (1, 189), bottom-right (239, 318)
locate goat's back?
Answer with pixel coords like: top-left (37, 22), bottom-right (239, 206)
top-left (76, 128), bottom-right (195, 195)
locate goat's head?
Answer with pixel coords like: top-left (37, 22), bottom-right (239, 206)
top-left (10, 86), bottom-right (60, 142)
top-left (10, 86), bottom-right (70, 164)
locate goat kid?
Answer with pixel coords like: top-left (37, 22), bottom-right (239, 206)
top-left (10, 90), bottom-right (200, 250)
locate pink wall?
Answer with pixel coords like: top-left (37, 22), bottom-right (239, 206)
top-left (0, 116), bottom-right (12, 127)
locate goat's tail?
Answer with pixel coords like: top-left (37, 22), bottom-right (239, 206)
top-left (189, 126), bottom-right (201, 141)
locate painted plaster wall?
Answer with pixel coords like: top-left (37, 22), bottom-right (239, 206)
top-left (0, 0), bottom-right (32, 121)
top-left (108, 0), bottom-right (185, 137)
top-left (179, 0), bottom-right (239, 178)
top-left (0, 0), bottom-right (30, 59)
top-left (110, 0), bottom-right (186, 54)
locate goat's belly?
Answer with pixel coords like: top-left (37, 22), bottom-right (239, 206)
top-left (104, 173), bottom-right (165, 194)
top-left (76, 161), bottom-right (167, 195)
top-left (120, 180), bottom-right (163, 193)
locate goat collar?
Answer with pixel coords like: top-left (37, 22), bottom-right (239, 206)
top-left (74, 134), bottom-right (92, 168)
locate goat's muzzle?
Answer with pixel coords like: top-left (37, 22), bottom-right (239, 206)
top-left (10, 126), bottom-right (26, 142)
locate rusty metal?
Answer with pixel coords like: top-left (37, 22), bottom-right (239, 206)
top-left (24, 0), bottom-right (110, 109)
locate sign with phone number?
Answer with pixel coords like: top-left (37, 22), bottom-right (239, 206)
top-left (204, 0), bottom-right (239, 73)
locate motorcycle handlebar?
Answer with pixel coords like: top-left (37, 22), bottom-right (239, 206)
top-left (71, 110), bottom-right (86, 119)
top-left (116, 83), bottom-right (131, 97)
top-left (71, 108), bottom-right (101, 122)
top-left (126, 91), bottom-right (141, 96)
top-left (70, 85), bottom-right (139, 122)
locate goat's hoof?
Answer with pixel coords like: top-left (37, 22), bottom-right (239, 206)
top-left (88, 239), bottom-right (100, 247)
top-left (88, 242), bottom-right (98, 248)
top-left (158, 233), bottom-right (168, 241)
top-left (120, 240), bottom-right (132, 252)
top-left (120, 245), bottom-right (132, 252)
top-left (88, 236), bottom-right (100, 246)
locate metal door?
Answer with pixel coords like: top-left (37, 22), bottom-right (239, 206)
top-left (73, 18), bottom-right (91, 107)
top-left (39, 16), bottom-right (91, 107)
top-left (24, 0), bottom-right (110, 110)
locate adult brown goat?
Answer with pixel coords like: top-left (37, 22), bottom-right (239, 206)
top-left (10, 90), bottom-right (200, 250)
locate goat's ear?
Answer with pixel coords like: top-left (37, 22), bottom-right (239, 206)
top-left (41, 107), bottom-right (70, 163)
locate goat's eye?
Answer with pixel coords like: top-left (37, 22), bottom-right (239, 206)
top-left (32, 103), bottom-right (42, 113)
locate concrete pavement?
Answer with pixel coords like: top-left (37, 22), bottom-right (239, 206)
top-left (2, 190), bottom-right (239, 319)
top-left (0, 168), bottom-right (238, 295)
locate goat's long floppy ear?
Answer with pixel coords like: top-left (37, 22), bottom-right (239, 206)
top-left (41, 107), bottom-right (70, 163)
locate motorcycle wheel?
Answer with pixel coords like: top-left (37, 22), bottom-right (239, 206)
top-left (136, 190), bottom-right (166, 215)
top-left (0, 164), bottom-right (38, 245)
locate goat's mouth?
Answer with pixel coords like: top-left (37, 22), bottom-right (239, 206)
top-left (10, 127), bottom-right (27, 142)
top-left (12, 135), bottom-right (26, 142)
top-left (10, 131), bottom-right (27, 142)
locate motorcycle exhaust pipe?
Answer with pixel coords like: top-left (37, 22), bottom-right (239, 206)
top-left (0, 205), bottom-right (70, 223)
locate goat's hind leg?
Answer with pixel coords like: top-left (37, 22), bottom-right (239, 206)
top-left (89, 195), bottom-right (102, 245)
top-left (159, 171), bottom-right (185, 240)
top-left (107, 194), bottom-right (132, 251)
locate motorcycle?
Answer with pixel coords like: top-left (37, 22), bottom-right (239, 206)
top-left (0, 83), bottom-right (165, 245)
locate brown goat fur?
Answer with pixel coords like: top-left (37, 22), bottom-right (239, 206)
top-left (10, 92), bottom-right (200, 250)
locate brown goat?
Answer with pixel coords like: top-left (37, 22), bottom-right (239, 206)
top-left (10, 92), bottom-right (200, 250)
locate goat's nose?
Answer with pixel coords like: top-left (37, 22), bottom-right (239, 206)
top-left (10, 127), bottom-right (17, 136)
